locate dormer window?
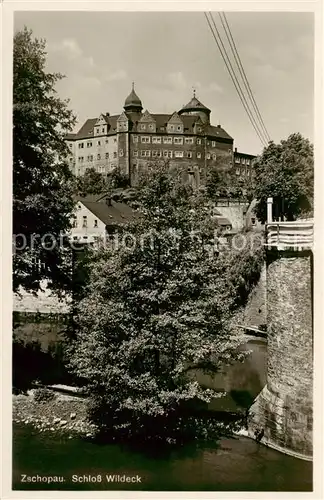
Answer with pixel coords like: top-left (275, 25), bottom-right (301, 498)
top-left (96, 128), bottom-right (100, 134)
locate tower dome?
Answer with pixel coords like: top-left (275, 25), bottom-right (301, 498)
top-left (124, 82), bottom-right (143, 113)
top-left (179, 90), bottom-right (211, 124)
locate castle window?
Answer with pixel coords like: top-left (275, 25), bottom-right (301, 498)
top-left (114, 138), bottom-right (117, 143)
top-left (94, 219), bottom-right (98, 228)
top-left (163, 150), bottom-right (168, 157)
top-left (82, 216), bottom-right (87, 228)
top-left (133, 136), bottom-right (138, 143)
top-left (197, 152), bottom-right (202, 159)
top-left (106, 139), bottom-right (109, 144)
top-left (78, 143), bottom-right (84, 149)
top-left (242, 158), bottom-right (246, 164)
top-left (185, 137), bottom-right (194, 144)
top-left (89, 155), bottom-right (93, 161)
top-left (163, 136), bottom-right (172, 144)
top-left (113, 152), bottom-right (117, 158)
top-left (102, 128), bottom-right (105, 133)
top-left (235, 157), bottom-right (240, 163)
top-left (207, 153), bottom-right (211, 160)
top-left (187, 151), bottom-right (193, 158)
top-left (87, 142), bottom-right (92, 148)
top-left (177, 125), bottom-right (182, 131)
top-left (170, 125), bottom-right (174, 131)
top-left (198, 127), bottom-right (202, 132)
top-left (69, 157), bottom-right (73, 162)
top-left (140, 124), bottom-right (146, 130)
top-left (160, 127), bottom-right (165, 131)
top-left (69, 143), bottom-right (72, 149)
top-left (212, 153), bottom-right (217, 160)
top-left (78, 156), bottom-right (84, 162)
top-left (174, 151), bottom-right (184, 158)
top-left (197, 138), bottom-right (202, 145)
top-left (98, 140), bottom-right (101, 146)
top-left (141, 136), bottom-right (150, 143)
top-left (152, 137), bottom-right (162, 144)
top-left (96, 128), bottom-right (100, 134)
top-left (168, 151), bottom-right (173, 158)
top-left (105, 153), bottom-right (109, 159)
top-left (119, 150), bottom-right (124, 157)
top-left (97, 154), bottom-right (101, 160)
top-left (246, 159), bottom-right (250, 165)
top-left (133, 151), bottom-right (138, 157)
top-left (152, 150), bottom-right (158, 157)
top-left (174, 137), bottom-right (183, 145)
top-left (212, 141), bottom-right (216, 147)
top-left (247, 170), bottom-right (250, 176)
top-left (236, 168), bottom-right (240, 175)
top-left (148, 124), bottom-right (154, 130)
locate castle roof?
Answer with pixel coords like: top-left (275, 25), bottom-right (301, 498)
top-left (179, 96), bottom-right (211, 114)
top-left (68, 114), bottom-right (232, 141)
top-left (124, 84), bottom-right (143, 111)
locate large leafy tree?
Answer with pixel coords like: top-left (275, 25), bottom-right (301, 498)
top-left (205, 152), bottom-right (254, 201)
top-left (253, 133), bottom-right (314, 222)
top-left (76, 167), bottom-right (109, 197)
top-left (13, 27), bottom-right (76, 294)
top-left (69, 163), bottom-right (247, 444)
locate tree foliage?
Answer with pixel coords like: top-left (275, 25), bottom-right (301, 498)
top-left (76, 168), bottom-right (109, 197)
top-left (253, 133), bottom-right (314, 222)
top-left (205, 153), bottom-right (253, 201)
top-left (13, 27), bottom-right (76, 294)
top-left (69, 163), bottom-right (248, 443)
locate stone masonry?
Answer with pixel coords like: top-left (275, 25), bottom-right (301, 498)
top-left (248, 251), bottom-right (313, 460)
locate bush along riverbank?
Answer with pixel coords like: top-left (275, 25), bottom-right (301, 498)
top-left (13, 388), bottom-right (98, 439)
top-left (13, 387), bottom-right (248, 445)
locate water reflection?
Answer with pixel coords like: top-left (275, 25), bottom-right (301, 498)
top-left (192, 337), bottom-right (267, 412)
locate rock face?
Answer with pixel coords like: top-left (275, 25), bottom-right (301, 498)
top-left (248, 251), bottom-right (313, 460)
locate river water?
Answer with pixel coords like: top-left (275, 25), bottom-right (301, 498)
top-left (12, 338), bottom-right (312, 491)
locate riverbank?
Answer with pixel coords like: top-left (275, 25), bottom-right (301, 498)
top-left (13, 391), bottom-right (97, 438)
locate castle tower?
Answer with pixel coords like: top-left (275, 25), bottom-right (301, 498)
top-left (123, 82), bottom-right (143, 117)
top-left (178, 89), bottom-right (211, 125)
top-left (248, 210), bottom-right (313, 461)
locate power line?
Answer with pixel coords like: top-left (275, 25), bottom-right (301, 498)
top-left (205, 11), bottom-right (268, 146)
top-left (219, 12), bottom-right (271, 142)
top-left (204, 12), bottom-right (268, 147)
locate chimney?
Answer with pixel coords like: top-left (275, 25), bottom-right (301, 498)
top-left (105, 196), bottom-right (112, 207)
top-left (235, 147), bottom-right (237, 153)
top-left (106, 112), bottom-right (110, 117)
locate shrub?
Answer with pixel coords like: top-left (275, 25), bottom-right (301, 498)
top-left (33, 387), bottom-right (56, 403)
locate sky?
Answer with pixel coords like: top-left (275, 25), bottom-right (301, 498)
top-left (14, 11), bottom-right (314, 156)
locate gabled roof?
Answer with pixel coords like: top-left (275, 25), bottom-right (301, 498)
top-left (205, 125), bottom-right (233, 141)
top-left (139, 110), bottom-right (156, 123)
top-left (68, 113), bottom-right (232, 141)
top-left (71, 115), bottom-right (119, 140)
top-left (167, 111), bottom-right (183, 124)
top-left (78, 198), bottom-right (137, 226)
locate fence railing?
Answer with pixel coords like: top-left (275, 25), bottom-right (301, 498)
top-left (265, 221), bottom-right (313, 250)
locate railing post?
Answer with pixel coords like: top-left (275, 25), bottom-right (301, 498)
top-left (267, 197), bottom-right (273, 223)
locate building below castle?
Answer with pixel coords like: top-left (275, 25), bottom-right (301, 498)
top-left (65, 84), bottom-right (256, 187)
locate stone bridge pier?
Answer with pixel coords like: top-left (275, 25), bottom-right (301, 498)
top-left (248, 204), bottom-right (313, 461)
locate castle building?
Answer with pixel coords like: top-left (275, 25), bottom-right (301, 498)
top-left (65, 84), bottom-right (255, 187)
